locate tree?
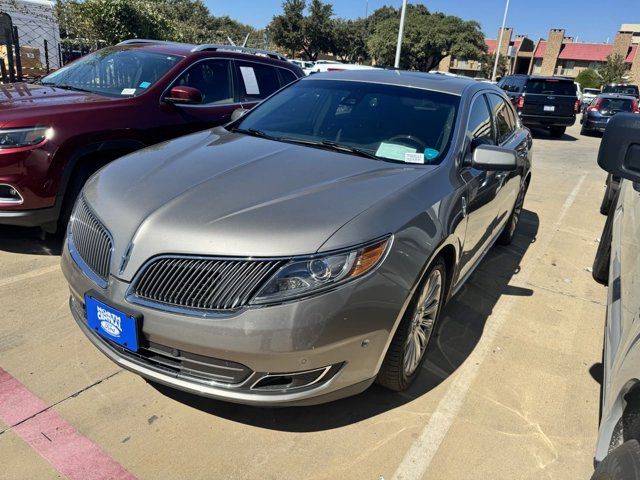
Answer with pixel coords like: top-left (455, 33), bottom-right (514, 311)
top-left (268, 0), bottom-right (334, 60)
top-left (479, 53), bottom-right (508, 79)
top-left (598, 54), bottom-right (629, 86)
top-left (331, 18), bottom-right (369, 63)
top-left (575, 68), bottom-right (601, 89)
top-left (56, 0), bottom-right (257, 48)
top-left (366, 5), bottom-right (486, 71)
top-left (267, 0), bottom-right (305, 57)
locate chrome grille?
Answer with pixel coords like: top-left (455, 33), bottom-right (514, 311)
top-left (131, 257), bottom-right (286, 312)
top-left (70, 197), bottom-right (113, 283)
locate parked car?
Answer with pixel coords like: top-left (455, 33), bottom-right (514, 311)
top-left (309, 60), bottom-right (377, 74)
top-left (61, 70), bottom-right (532, 406)
top-left (602, 83), bottom-right (640, 100)
top-left (498, 74), bottom-right (579, 138)
top-left (576, 81), bottom-right (583, 104)
top-left (0, 40), bottom-right (303, 233)
top-left (582, 87), bottom-right (601, 109)
top-left (289, 59), bottom-right (315, 75)
top-left (591, 113), bottom-right (640, 479)
top-left (581, 94), bottom-right (639, 135)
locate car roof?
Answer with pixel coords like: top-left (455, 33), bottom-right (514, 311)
top-left (110, 40), bottom-right (296, 68)
top-left (504, 74), bottom-right (574, 81)
top-left (305, 69), bottom-right (486, 96)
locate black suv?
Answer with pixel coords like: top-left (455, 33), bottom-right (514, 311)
top-left (498, 75), bottom-right (579, 138)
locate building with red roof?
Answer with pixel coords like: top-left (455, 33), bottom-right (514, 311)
top-left (439, 26), bottom-right (640, 85)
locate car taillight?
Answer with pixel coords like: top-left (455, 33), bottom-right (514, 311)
top-left (587, 98), bottom-right (603, 112)
top-left (574, 99), bottom-right (580, 113)
top-left (516, 96), bottom-right (525, 109)
top-left (632, 99), bottom-right (639, 113)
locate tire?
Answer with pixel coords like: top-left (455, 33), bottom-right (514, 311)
top-left (497, 179), bottom-right (529, 245)
top-left (549, 126), bottom-right (566, 138)
top-left (591, 440), bottom-right (640, 480)
top-left (593, 198), bottom-right (615, 285)
top-left (600, 175), bottom-right (616, 215)
top-left (581, 126), bottom-right (589, 136)
top-left (376, 258), bottom-right (447, 392)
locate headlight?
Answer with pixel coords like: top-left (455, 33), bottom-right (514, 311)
top-left (0, 127), bottom-right (52, 149)
top-left (251, 237), bottom-right (391, 304)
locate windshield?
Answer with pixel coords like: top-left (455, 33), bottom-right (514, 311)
top-left (235, 79), bottom-right (460, 164)
top-left (598, 98), bottom-right (635, 112)
top-left (40, 48), bottom-right (182, 97)
top-left (602, 85), bottom-right (639, 96)
top-left (525, 79), bottom-right (577, 96)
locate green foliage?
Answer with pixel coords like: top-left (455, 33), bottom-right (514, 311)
top-left (268, 0), bottom-right (335, 60)
top-left (479, 53), bottom-right (508, 79)
top-left (575, 68), bottom-right (601, 89)
top-left (331, 18), bottom-right (369, 63)
top-left (598, 54), bottom-right (629, 86)
top-left (56, 0), bottom-right (258, 48)
top-left (366, 5), bottom-right (486, 71)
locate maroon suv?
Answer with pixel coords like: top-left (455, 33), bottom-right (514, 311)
top-left (0, 39), bottom-right (303, 232)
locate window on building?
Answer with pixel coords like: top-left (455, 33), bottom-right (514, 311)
top-left (532, 58), bottom-right (542, 74)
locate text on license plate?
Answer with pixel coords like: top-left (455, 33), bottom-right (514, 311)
top-left (85, 295), bottom-right (139, 351)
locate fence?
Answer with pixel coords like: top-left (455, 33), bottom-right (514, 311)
top-left (0, 0), bottom-right (61, 83)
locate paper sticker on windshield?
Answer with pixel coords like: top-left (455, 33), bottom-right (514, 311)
top-left (121, 88), bottom-right (136, 95)
top-left (139, 81), bottom-right (151, 89)
top-left (424, 148), bottom-right (440, 161)
top-left (404, 152), bottom-right (424, 164)
top-left (239, 66), bottom-right (260, 95)
top-left (375, 142), bottom-right (417, 161)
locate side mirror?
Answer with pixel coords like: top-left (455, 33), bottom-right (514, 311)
top-left (598, 113), bottom-right (640, 183)
top-left (471, 144), bottom-right (517, 171)
top-left (164, 86), bottom-right (202, 104)
top-left (230, 108), bottom-right (249, 122)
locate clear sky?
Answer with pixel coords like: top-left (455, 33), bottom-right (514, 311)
top-left (204, 0), bottom-right (640, 44)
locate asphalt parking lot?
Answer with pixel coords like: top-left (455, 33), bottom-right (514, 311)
top-left (0, 122), bottom-right (608, 480)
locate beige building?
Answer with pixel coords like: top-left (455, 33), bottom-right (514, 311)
top-left (440, 26), bottom-right (640, 84)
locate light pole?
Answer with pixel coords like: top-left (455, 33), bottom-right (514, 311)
top-left (394, 0), bottom-right (408, 69)
top-left (492, 0), bottom-right (510, 81)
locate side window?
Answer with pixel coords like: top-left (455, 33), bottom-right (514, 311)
top-left (278, 68), bottom-right (298, 88)
top-left (173, 59), bottom-right (233, 105)
top-left (465, 95), bottom-right (494, 152)
top-left (488, 94), bottom-right (516, 144)
top-left (235, 61), bottom-right (281, 102)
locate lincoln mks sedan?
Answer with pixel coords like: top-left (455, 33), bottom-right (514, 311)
top-left (61, 70), bottom-right (532, 406)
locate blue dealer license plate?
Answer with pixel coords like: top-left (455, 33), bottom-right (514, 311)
top-left (85, 296), bottom-right (139, 352)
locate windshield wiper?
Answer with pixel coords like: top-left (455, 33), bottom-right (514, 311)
top-left (232, 127), bottom-right (278, 140)
top-left (41, 83), bottom-right (94, 93)
top-left (278, 137), bottom-right (380, 161)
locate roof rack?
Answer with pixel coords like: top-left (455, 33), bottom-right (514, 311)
top-left (191, 44), bottom-right (288, 62)
top-left (116, 39), bottom-right (190, 47)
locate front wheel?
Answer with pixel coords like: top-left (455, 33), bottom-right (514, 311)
top-left (377, 258), bottom-right (446, 392)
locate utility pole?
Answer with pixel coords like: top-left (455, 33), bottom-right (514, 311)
top-left (394, 0), bottom-right (408, 69)
top-left (492, 0), bottom-right (510, 81)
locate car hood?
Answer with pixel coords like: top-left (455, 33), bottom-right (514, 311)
top-left (0, 82), bottom-right (110, 113)
top-left (82, 128), bottom-right (431, 280)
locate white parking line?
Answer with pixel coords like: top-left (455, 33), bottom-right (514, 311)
top-left (392, 175), bottom-right (587, 480)
top-left (0, 264), bottom-right (60, 289)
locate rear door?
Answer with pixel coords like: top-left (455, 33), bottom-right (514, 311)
top-left (521, 78), bottom-right (577, 118)
top-left (234, 60), bottom-right (295, 110)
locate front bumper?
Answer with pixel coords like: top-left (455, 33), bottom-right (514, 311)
top-left (0, 205), bottom-right (59, 228)
top-left (61, 242), bottom-right (408, 406)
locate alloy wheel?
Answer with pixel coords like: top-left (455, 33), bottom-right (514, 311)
top-left (403, 268), bottom-right (443, 376)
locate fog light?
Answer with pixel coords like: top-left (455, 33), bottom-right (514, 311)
top-left (0, 184), bottom-right (23, 204)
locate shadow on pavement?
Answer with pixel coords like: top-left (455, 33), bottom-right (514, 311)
top-left (151, 209), bottom-right (540, 432)
top-left (0, 225), bottom-right (62, 256)
top-left (530, 128), bottom-right (577, 142)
